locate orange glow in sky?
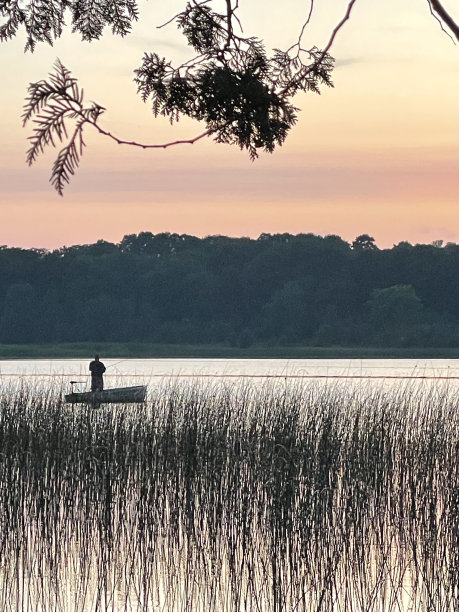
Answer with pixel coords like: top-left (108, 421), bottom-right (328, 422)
top-left (0, 0), bottom-right (458, 249)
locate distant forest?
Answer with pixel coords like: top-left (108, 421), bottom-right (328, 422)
top-left (1, 232), bottom-right (459, 348)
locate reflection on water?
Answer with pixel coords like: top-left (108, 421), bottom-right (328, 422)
top-left (2, 357), bottom-right (459, 385)
top-left (0, 361), bottom-right (458, 610)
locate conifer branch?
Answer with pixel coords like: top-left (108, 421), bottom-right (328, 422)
top-left (16, 0), bottom-right (458, 195)
top-left (23, 60), bottom-right (219, 194)
top-left (87, 124), bottom-right (213, 149)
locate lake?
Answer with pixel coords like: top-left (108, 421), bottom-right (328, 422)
top-left (0, 358), bottom-right (457, 611)
top-left (2, 356), bottom-right (459, 382)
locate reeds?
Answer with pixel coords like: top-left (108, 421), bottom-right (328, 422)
top-left (0, 376), bottom-right (457, 611)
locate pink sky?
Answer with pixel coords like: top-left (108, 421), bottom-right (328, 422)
top-left (0, 0), bottom-right (458, 250)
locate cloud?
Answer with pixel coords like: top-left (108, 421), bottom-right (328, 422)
top-left (334, 57), bottom-right (365, 68)
top-left (128, 35), bottom-right (186, 54)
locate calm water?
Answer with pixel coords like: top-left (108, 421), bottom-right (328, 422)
top-left (1, 358), bottom-right (459, 400)
top-left (1, 357), bottom-right (459, 381)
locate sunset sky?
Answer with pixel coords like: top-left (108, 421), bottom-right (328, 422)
top-left (1, 0), bottom-right (458, 250)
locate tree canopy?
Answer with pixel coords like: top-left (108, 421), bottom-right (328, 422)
top-left (1, 232), bottom-right (459, 348)
top-left (1, 0), bottom-right (458, 193)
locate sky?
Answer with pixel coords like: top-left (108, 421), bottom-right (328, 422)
top-left (0, 0), bottom-right (458, 250)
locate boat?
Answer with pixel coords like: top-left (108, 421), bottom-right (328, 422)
top-left (65, 385), bottom-right (147, 405)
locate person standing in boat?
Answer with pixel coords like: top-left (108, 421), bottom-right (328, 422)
top-left (89, 354), bottom-right (106, 391)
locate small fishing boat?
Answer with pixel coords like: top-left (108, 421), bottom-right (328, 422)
top-left (65, 385), bottom-right (147, 405)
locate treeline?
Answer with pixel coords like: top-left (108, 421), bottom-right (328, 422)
top-left (1, 232), bottom-right (459, 348)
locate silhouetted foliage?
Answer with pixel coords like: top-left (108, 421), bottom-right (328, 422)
top-left (20, 2), bottom-right (335, 193)
top-left (1, 233), bottom-right (459, 347)
top-left (352, 234), bottom-right (378, 251)
top-left (365, 284), bottom-right (424, 346)
top-left (0, 0), bottom-right (139, 50)
top-left (4, 0), bottom-right (456, 193)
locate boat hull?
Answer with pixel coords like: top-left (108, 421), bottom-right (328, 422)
top-left (65, 385), bottom-right (147, 405)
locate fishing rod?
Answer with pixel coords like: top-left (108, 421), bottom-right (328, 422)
top-left (105, 359), bottom-right (128, 370)
top-left (4, 372), bottom-right (459, 380)
top-left (67, 359), bottom-right (124, 395)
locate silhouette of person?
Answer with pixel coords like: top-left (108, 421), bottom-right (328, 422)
top-left (89, 354), bottom-right (106, 392)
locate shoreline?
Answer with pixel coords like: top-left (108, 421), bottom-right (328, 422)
top-left (1, 343), bottom-right (459, 359)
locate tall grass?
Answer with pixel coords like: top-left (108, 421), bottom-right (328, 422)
top-left (0, 377), bottom-right (457, 611)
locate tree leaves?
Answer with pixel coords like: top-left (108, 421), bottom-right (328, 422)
top-left (177, 3), bottom-right (226, 54)
top-left (0, 0), bottom-right (139, 47)
top-left (21, 3), bottom-right (335, 193)
top-left (23, 59), bottom-right (104, 195)
top-left (23, 60), bottom-right (80, 125)
top-left (51, 124), bottom-right (85, 195)
top-left (134, 5), bottom-right (333, 161)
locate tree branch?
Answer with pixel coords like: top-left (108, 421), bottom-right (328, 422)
top-left (427, 0), bottom-right (459, 41)
top-left (286, 0), bottom-right (315, 54)
top-left (224, 0), bottom-right (233, 50)
top-left (320, 0), bottom-right (358, 57)
top-left (279, 0), bottom-right (358, 97)
top-left (86, 120), bottom-right (213, 149)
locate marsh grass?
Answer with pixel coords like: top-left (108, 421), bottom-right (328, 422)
top-left (0, 376), bottom-right (457, 611)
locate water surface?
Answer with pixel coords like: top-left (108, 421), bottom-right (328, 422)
top-left (1, 356), bottom-right (459, 382)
